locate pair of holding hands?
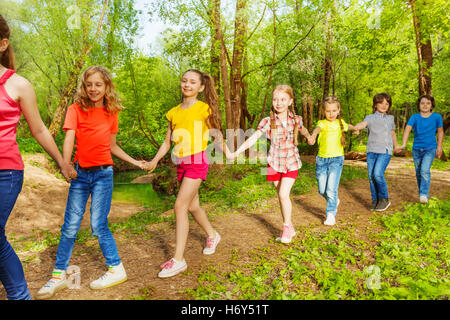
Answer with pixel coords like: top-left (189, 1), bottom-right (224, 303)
top-left (306, 129), bottom-right (360, 146)
top-left (395, 144), bottom-right (443, 158)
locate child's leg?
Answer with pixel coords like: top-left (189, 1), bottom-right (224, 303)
top-left (412, 148), bottom-right (424, 195)
top-left (366, 152), bottom-right (379, 201)
top-left (324, 156), bottom-right (344, 216)
top-left (274, 178), bottom-right (296, 225)
top-left (89, 167), bottom-right (121, 267)
top-left (371, 151), bottom-right (391, 200)
top-left (55, 171), bottom-right (90, 270)
top-left (188, 191), bottom-right (215, 238)
top-left (0, 170), bottom-right (31, 300)
top-left (173, 177), bottom-right (203, 261)
top-left (417, 149), bottom-right (436, 198)
top-left (315, 156), bottom-right (329, 200)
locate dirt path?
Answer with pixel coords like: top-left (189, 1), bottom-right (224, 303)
top-left (1, 155), bottom-right (449, 300)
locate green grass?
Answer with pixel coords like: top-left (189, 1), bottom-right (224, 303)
top-left (185, 197), bottom-right (450, 300)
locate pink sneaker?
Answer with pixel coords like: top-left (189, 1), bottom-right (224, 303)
top-left (158, 258), bottom-right (187, 278)
top-left (203, 232), bottom-right (221, 255)
top-left (276, 224), bottom-right (296, 244)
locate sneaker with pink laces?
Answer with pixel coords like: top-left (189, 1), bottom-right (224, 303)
top-left (158, 258), bottom-right (187, 278)
top-left (276, 224), bottom-right (296, 244)
top-left (203, 232), bottom-right (221, 255)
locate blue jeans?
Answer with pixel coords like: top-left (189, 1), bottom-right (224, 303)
top-left (316, 156), bottom-right (344, 216)
top-left (367, 151), bottom-right (391, 201)
top-left (55, 165), bottom-right (121, 270)
top-left (412, 148), bottom-right (436, 198)
top-left (0, 170), bottom-right (31, 300)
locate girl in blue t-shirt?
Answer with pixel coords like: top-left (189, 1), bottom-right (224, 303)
top-left (399, 95), bottom-right (444, 203)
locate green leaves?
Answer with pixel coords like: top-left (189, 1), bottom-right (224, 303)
top-left (187, 197), bottom-right (449, 300)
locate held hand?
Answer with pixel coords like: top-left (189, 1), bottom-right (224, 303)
top-left (60, 162), bottom-right (76, 182)
top-left (144, 160), bottom-right (158, 173)
top-left (436, 147), bottom-right (443, 159)
top-left (394, 145), bottom-right (404, 154)
top-left (353, 129), bottom-right (360, 135)
top-left (307, 136), bottom-right (316, 145)
top-left (135, 160), bottom-right (148, 170)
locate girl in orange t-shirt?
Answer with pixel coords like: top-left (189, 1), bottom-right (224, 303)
top-left (37, 66), bottom-right (146, 299)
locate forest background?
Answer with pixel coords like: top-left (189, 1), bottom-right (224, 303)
top-left (1, 0), bottom-right (449, 164)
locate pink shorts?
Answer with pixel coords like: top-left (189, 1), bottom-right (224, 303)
top-left (176, 151), bottom-right (209, 182)
top-left (266, 165), bottom-right (298, 182)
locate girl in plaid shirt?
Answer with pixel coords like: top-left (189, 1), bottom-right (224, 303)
top-left (230, 85), bottom-right (312, 243)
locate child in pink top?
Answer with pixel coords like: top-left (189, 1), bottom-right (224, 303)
top-left (0, 15), bottom-right (72, 300)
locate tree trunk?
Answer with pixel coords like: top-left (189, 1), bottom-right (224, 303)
top-left (410, 0), bottom-right (432, 95)
top-left (209, 0), bottom-right (221, 91)
top-left (321, 12), bottom-right (333, 108)
top-left (210, 0), bottom-right (232, 132)
top-left (229, 0), bottom-right (247, 131)
top-left (49, 0), bottom-right (109, 137)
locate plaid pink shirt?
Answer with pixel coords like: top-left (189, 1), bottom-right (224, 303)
top-left (257, 111), bottom-right (303, 173)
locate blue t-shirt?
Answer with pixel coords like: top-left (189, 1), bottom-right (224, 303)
top-left (406, 113), bottom-right (443, 150)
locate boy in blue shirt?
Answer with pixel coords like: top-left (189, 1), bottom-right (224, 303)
top-left (399, 95), bottom-right (444, 203)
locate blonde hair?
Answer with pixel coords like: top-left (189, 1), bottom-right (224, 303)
top-left (74, 66), bottom-right (123, 114)
top-left (323, 96), bottom-right (346, 148)
top-left (270, 84), bottom-right (300, 145)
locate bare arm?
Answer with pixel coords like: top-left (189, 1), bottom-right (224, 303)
top-left (62, 130), bottom-right (77, 179)
top-left (391, 130), bottom-right (399, 150)
top-left (400, 125), bottom-right (412, 149)
top-left (233, 129), bottom-right (264, 157)
top-left (436, 127), bottom-right (444, 158)
top-left (211, 131), bottom-right (233, 159)
top-left (144, 123), bottom-right (173, 171)
top-left (299, 126), bottom-right (312, 139)
top-left (308, 126), bottom-right (322, 145)
top-left (353, 120), bottom-right (368, 131)
top-left (110, 134), bottom-right (145, 169)
top-left (19, 77), bottom-right (73, 181)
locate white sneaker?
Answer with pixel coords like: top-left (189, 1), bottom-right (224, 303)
top-left (324, 214), bottom-right (336, 226)
top-left (90, 262), bottom-right (127, 290)
top-left (36, 269), bottom-right (67, 299)
top-left (203, 232), bottom-right (221, 255)
top-left (158, 258), bottom-right (187, 278)
top-left (419, 195), bottom-right (428, 204)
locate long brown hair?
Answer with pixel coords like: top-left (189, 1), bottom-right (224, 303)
top-left (270, 84), bottom-right (300, 145)
top-left (182, 69), bottom-right (222, 132)
top-left (0, 15), bottom-right (15, 70)
top-left (323, 96), bottom-right (346, 148)
top-left (74, 66), bottom-right (123, 114)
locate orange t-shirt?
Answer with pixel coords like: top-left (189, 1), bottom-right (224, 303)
top-left (63, 104), bottom-right (119, 167)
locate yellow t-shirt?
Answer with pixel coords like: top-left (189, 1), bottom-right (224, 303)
top-left (317, 119), bottom-right (348, 158)
top-left (166, 101), bottom-right (211, 158)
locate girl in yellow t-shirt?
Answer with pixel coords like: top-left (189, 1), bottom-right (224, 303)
top-left (145, 69), bottom-right (231, 278)
top-left (308, 97), bottom-right (359, 226)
